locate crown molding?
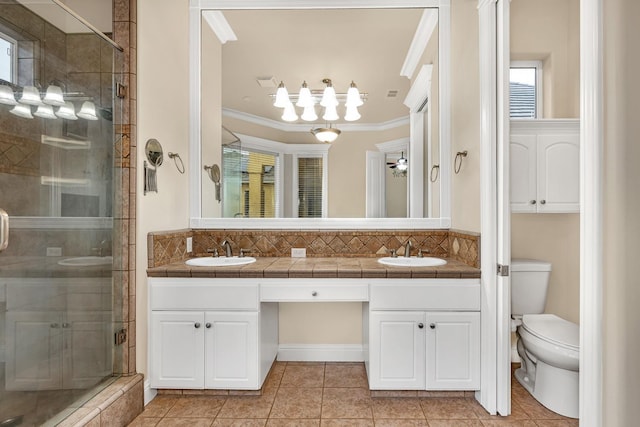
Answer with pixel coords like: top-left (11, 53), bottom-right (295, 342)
top-left (400, 9), bottom-right (438, 78)
top-left (404, 64), bottom-right (433, 111)
top-left (234, 132), bottom-right (330, 154)
top-left (202, 10), bottom-right (237, 43)
top-left (477, 0), bottom-right (497, 10)
top-left (375, 137), bottom-right (410, 153)
top-left (223, 108), bottom-right (409, 132)
top-left (193, 0), bottom-right (443, 10)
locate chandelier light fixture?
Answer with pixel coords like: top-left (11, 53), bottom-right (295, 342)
top-left (271, 78), bottom-right (366, 143)
top-left (0, 82), bottom-right (99, 121)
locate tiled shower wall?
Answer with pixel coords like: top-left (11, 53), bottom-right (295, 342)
top-left (148, 229), bottom-right (480, 269)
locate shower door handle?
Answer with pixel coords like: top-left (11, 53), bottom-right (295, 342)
top-left (0, 209), bottom-right (8, 252)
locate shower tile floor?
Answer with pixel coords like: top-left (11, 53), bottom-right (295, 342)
top-left (129, 363), bottom-right (579, 427)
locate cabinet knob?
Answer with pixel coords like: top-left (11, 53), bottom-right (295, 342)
top-left (50, 323), bottom-right (60, 328)
top-left (418, 323), bottom-right (424, 329)
top-left (205, 323), bottom-right (211, 329)
top-left (62, 323), bottom-right (70, 328)
top-left (311, 291), bottom-right (318, 297)
top-left (194, 322), bottom-right (201, 329)
top-left (430, 323), bottom-right (436, 329)
top-left (530, 200), bottom-right (537, 205)
top-left (540, 199), bottom-right (546, 205)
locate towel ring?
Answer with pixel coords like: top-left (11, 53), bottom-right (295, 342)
top-left (430, 165), bottom-right (440, 183)
top-left (454, 151), bottom-right (468, 174)
top-left (168, 152), bottom-right (185, 174)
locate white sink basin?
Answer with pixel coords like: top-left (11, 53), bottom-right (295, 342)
top-left (58, 256), bottom-right (113, 267)
top-left (378, 256), bottom-right (447, 267)
top-left (186, 256), bottom-right (257, 267)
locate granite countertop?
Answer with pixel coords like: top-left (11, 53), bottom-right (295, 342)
top-left (0, 256), bottom-right (113, 278)
top-left (147, 257), bottom-right (480, 279)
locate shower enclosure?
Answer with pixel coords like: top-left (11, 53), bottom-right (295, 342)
top-left (0, 1), bottom-right (124, 425)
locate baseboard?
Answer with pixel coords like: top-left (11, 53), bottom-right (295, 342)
top-left (511, 347), bottom-right (521, 363)
top-left (277, 344), bottom-right (364, 362)
top-left (144, 380), bottom-right (157, 406)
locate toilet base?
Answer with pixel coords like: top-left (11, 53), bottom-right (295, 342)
top-left (515, 361), bottom-right (578, 419)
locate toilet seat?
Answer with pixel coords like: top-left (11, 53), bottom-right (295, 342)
top-left (521, 314), bottom-right (579, 351)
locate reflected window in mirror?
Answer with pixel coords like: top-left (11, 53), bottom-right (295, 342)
top-left (0, 31), bottom-right (17, 83)
top-left (510, 60), bottom-right (543, 118)
top-left (295, 155), bottom-right (325, 218)
top-left (222, 146), bottom-right (280, 218)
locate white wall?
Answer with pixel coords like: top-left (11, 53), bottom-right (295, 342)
top-left (136, 0), bottom-right (191, 376)
top-left (603, 0), bottom-right (640, 423)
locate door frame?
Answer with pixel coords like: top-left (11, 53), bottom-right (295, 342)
top-left (484, 0), bottom-right (604, 422)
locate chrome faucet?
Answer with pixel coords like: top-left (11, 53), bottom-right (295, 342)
top-left (221, 239), bottom-right (233, 257)
top-left (404, 240), bottom-right (413, 258)
top-left (92, 239), bottom-right (110, 257)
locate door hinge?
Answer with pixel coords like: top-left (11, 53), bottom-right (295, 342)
top-left (115, 328), bottom-right (127, 346)
top-left (497, 264), bottom-right (510, 277)
top-left (116, 83), bottom-right (127, 99)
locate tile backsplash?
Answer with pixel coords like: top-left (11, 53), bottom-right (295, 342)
top-left (148, 229), bottom-right (480, 269)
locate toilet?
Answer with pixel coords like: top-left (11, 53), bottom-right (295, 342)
top-left (511, 259), bottom-right (579, 419)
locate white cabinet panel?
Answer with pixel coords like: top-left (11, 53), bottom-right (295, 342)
top-left (510, 120), bottom-right (580, 213)
top-left (150, 311), bottom-right (205, 389)
top-left (425, 312), bottom-right (480, 390)
top-left (369, 311), bottom-right (425, 389)
top-left (205, 312), bottom-right (258, 389)
top-left (64, 311), bottom-right (112, 389)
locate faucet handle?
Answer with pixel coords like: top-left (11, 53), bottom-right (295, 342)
top-left (207, 248), bottom-right (219, 257)
top-left (239, 248), bottom-right (251, 258)
top-left (388, 248), bottom-right (398, 258)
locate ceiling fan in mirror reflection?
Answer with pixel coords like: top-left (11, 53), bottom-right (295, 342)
top-left (387, 152), bottom-right (408, 177)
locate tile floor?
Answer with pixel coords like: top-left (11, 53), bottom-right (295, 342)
top-left (129, 363), bottom-right (579, 427)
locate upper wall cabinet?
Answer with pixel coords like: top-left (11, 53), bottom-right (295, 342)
top-left (510, 120), bottom-right (580, 213)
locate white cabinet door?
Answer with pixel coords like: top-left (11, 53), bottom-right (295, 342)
top-left (150, 311), bottom-right (205, 389)
top-left (204, 311), bottom-right (258, 389)
top-left (425, 312), bottom-right (480, 390)
top-left (5, 311), bottom-right (62, 390)
top-left (537, 134), bottom-right (580, 212)
top-left (63, 311), bottom-right (112, 389)
top-left (368, 311), bottom-right (425, 390)
top-left (510, 135), bottom-right (537, 213)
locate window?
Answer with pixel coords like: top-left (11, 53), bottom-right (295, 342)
top-left (510, 61), bottom-right (543, 118)
top-left (0, 31), bottom-right (17, 83)
top-left (297, 157), bottom-right (324, 218)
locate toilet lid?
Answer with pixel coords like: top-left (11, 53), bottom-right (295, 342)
top-left (521, 314), bottom-right (579, 350)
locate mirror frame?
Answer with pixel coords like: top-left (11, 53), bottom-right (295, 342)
top-left (189, 0), bottom-right (451, 229)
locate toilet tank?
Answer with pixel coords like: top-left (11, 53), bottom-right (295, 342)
top-left (511, 258), bottom-right (552, 316)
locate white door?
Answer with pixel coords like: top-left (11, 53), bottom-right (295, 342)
top-left (509, 135), bottom-right (537, 212)
top-left (5, 311), bottom-right (62, 390)
top-left (365, 151), bottom-right (386, 218)
top-left (425, 312), bottom-right (480, 390)
top-left (205, 311), bottom-right (258, 389)
top-left (63, 311), bottom-right (112, 389)
top-left (150, 311), bottom-right (205, 389)
top-left (536, 135), bottom-right (580, 212)
top-left (368, 311), bottom-right (425, 390)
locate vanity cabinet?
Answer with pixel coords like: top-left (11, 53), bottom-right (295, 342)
top-left (510, 119), bottom-right (580, 213)
top-left (148, 278), bottom-right (278, 390)
top-left (4, 277), bottom-right (112, 391)
top-left (367, 280), bottom-right (481, 390)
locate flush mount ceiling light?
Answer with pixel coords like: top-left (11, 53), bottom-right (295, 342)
top-left (271, 78), bottom-right (366, 124)
top-left (310, 125), bottom-right (341, 143)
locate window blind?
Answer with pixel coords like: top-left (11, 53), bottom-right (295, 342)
top-left (297, 157), bottom-right (323, 218)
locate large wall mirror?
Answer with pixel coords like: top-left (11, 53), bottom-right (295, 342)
top-left (189, 0), bottom-right (451, 229)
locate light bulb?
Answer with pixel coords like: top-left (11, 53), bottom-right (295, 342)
top-left (281, 101), bottom-right (298, 122)
top-left (301, 104), bottom-right (318, 121)
top-left (19, 86), bottom-right (44, 106)
top-left (77, 101), bottom-right (99, 120)
top-left (10, 103), bottom-right (33, 119)
top-left (273, 81), bottom-right (290, 108)
top-left (346, 81), bottom-right (363, 107)
top-left (322, 104), bottom-right (339, 121)
top-left (55, 101), bottom-right (78, 120)
top-left (0, 85), bottom-right (17, 105)
top-left (34, 104), bottom-right (57, 119)
top-left (43, 85), bottom-right (65, 106)
top-left (296, 81), bottom-right (314, 107)
top-left (344, 104), bottom-right (361, 122)
top-left (320, 82), bottom-right (338, 107)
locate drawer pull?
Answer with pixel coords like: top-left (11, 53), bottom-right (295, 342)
top-left (205, 323), bottom-right (211, 328)
top-left (311, 291), bottom-right (318, 297)
top-left (418, 323), bottom-right (424, 329)
top-left (194, 322), bottom-right (201, 329)
top-left (430, 323), bottom-right (436, 329)
top-left (62, 323), bottom-right (71, 328)
top-left (50, 323), bottom-right (60, 328)
top-left (540, 199), bottom-right (546, 205)
top-left (530, 200), bottom-right (536, 205)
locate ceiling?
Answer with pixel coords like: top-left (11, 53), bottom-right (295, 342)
top-left (217, 8), bottom-right (430, 128)
top-left (18, 0), bottom-right (112, 33)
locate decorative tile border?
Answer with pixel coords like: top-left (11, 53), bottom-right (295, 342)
top-left (148, 229), bottom-right (480, 269)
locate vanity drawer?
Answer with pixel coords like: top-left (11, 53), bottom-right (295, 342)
top-left (261, 282), bottom-right (368, 302)
top-left (150, 278), bottom-right (259, 310)
top-left (370, 281), bottom-right (480, 311)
